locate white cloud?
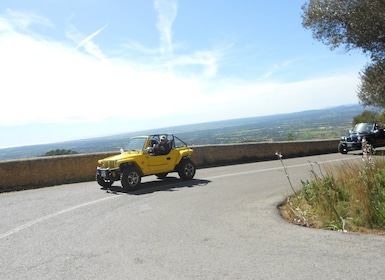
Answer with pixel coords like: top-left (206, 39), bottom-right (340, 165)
top-left (0, 10), bottom-right (361, 129)
top-left (0, 22), bottom-right (202, 125)
top-left (185, 74), bottom-right (360, 122)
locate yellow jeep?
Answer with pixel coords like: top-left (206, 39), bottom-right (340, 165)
top-left (96, 134), bottom-right (196, 191)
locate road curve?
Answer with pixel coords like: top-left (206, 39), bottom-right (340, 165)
top-left (0, 153), bottom-right (384, 279)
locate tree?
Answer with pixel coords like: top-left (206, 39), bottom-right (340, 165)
top-left (358, 60), bottom-right (385, 107)
top-left (286, 133), bottom-right (296, 141)
top-left (302, 0), bottom-right (385, 107)
top-left (352, 110), bottom-right (380, 126)
top-left (351, 110), bottom-right (385, 126)
top-left (42, 149), bottom-right (78, 156)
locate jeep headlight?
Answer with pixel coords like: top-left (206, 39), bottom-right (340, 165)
top-left (98, 160), bottom-right (117, 168)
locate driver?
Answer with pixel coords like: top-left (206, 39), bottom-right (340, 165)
top-left (153, 135), bottom-right (171, 155)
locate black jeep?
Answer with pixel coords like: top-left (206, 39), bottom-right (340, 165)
top-left (338, 122), bottom-right (385, 154)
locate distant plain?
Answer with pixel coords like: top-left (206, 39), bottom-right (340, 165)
top-left (0, 104), bottom-right (366, 161)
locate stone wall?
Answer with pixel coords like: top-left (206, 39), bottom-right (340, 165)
top-left (0, 140), bottom-right (339, 192)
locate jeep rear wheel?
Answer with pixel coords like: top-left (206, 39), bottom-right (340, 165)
top-left (96, 173), bottom-right (113, 188)
top-left (121, 168), bottom-right (141, 191)
top-left (178, 159), bottom-right (196, 180)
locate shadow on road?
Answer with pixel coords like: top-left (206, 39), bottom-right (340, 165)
top-left (101, 177), bottom-right (211, 195)
top-left (348, 149), bottom-right (385, 156)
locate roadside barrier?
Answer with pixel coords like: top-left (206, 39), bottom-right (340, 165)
top-left (0, 139), bottom-right (339, 192)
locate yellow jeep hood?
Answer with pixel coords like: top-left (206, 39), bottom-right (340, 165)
top-left (98, 151), bottom-right (143, 168)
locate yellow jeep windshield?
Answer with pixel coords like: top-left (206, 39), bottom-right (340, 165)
top-left (123, 137), bottom-right (148, 152)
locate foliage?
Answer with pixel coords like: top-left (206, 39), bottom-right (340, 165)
top-left (352, 110), bottom-right (385, 126)
top-left (286, 133), bottom-right (297, 141)
top-left (280, 157), bottom-right (385, 233)
top-left (42, 149), bottom-right (78, 156)
top-left (358, 60), bottom-right (385, 107)
top-left (302, 0), bottom-right (385, 58)
top-left (302, 0), bottom-right (385, 108)
top-left (352, 110), bottom-right (380, 126)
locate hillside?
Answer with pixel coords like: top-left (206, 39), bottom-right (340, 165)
top-left (0, 104), bottom-right (367, 161)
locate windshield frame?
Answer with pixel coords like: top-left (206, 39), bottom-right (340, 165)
top-left (123, 136), bottom-right (148, 152)
top-left (352, 123), bottom-right (375, 134)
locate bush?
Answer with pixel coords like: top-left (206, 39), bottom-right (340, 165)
top-left (280, 158), bottom-right (385, 234)
top-left (42, 149), bottom-right (78, 156)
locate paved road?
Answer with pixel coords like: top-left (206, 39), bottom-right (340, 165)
top-left (1, 153), bottom-right (384, 279)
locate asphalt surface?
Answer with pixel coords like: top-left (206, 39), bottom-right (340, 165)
top-left (1, 153), bottom-right (384, 279)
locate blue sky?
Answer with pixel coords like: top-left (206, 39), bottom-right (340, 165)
top-left (0, 0), bottom-right (368, 148)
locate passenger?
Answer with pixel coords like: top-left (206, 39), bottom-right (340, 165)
top-left (153, 135), bottom-right (171, 155)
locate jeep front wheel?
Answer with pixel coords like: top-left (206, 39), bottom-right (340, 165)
top-left (338, 143), bottom-right (348, 154)
top-left (121, 168), bottom-right (141, 191)
top-left (178, 159), bottom-right (196, 180)
top-left (96, 173), bottom-right (113, 188)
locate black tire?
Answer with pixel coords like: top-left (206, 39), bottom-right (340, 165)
top-left (156, 173), bottom-right (168, 179)
top-left (178, 159), bottom-right (196, 180)
top-left (338, 143), bottom-right (348, 154)
top-left (96, 173), bottom-right (113, 188)
top-left (121, 168), bottom-right (141, 191)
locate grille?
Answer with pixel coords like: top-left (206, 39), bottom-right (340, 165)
top-left (101, 160), bottom-right (117, 168)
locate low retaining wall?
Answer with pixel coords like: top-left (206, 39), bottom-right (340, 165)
top-left (0, 140), bottom-right (339, 192)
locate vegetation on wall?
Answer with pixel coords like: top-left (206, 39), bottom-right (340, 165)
top-left (42, 149), bottom-right (78, 156)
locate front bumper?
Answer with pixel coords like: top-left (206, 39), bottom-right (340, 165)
top-left (97, 167), bottom-right (120, 181)
top-left (340, 141), bottom-right (362, 151)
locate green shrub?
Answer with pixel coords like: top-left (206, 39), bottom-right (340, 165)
top-left (358, 166), bottom-right (385, 228)
top-left (281, 158), bottom-right (385, 234)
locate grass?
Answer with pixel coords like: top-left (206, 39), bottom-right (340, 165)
top-left (279, 153), bottom-right (385, 235)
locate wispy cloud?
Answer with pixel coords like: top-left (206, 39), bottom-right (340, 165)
top-left (74, 24), bottom-right (107, 59)
top-left (261, 58), bottom-right (301, 80)
top-left (116, 0), bottom-right (222, 78)
top-left (163, 49), bottom-right (223, 78)
top-left (65, 17), bottom-right (107, 59)
top-left (154, 0), bottom-right (177, 55)
top-left (4, 8), bottom-right (53, 31)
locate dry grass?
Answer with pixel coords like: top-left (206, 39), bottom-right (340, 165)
top-left (279, 156), bottom-right (385, 235)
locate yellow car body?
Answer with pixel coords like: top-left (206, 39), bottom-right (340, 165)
top-left (96, 134), bottom-right (195, 190)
